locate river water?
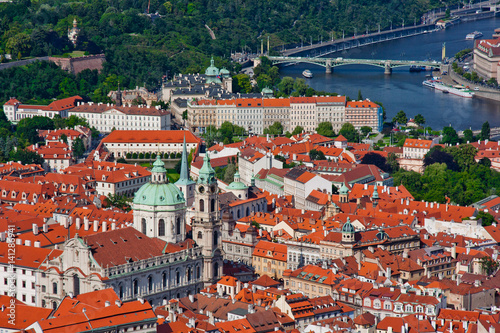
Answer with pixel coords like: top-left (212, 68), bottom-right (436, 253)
top-left (279, 17), bottom-right (500, 130)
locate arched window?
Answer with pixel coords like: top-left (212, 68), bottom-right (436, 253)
top-left (148, 276), bottom-right (153, 292)
top-left (52, 301), bottom-right (57, 309)
top-left (237, 210), bottom-right (241, 219)
top-left (158, 219), bottom-right (165, 236)
top-left (176, 218), bottom-right (181, 235)
top-left (133, 279), bottom-right (138, 296)
top-left (214, 262), bottom-right (219, 279)
top-left (42, 300), bottom-right (46, 308)
top-left (199, 199), bottom-right (205, 212)
top-left (246, 207), bottom-right (250, 216)
top-left (213, 231), bottom-right (218, 246)
top-left (187, 267), bottom-right (192, 281)
top-left (176, 270), bottom-right (180, 285)
top-left (52, 282), bottom-right (58, 294)
top-left (162, 272), bottom-right (167, 288)
top-left (197, 231), bottom-right (203, 239)
top-left (73, 275), bottom-right (80, 296)
top-left (196, 266), bottom-right (201, 279)
top-left (119, 284), bottom-right (124, 299)
top-left (211, 199), bottom-right (215, 212)
top-left (141, 218), bottom-right (147, 235)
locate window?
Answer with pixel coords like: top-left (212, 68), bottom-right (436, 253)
top-left (52, 282), bottom-right (57, 294)
top-left (141, 218), bottom-right (147, 235)
top-left (176, 218), bottom-right (181, 235)
top-left (198, 231), bottom-right (203, 239)
top-left (148, 276), bottom-right (153, 292)
top-left (158, 219), bottom-right (165, 236)
top-left (133, 279), bottom-right (138, 296)
top-left (176, 270), bottom-right (180, 285)
top-left (199, 199), bottom-right (205, 212)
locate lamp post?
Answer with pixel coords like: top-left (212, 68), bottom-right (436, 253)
top-left (378, 23), bottom-right (380, 33)
top-left (390, 20), bottom-right (393, 30)
top-left (402, 18), bottom-right (405, 28)
top-left (366, 25), bottom-right (368, 35)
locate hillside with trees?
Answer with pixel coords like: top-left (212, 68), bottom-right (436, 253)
top-left (0, 0), bottom-right (461, 104)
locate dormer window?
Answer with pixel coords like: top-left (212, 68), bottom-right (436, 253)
top-left (2, 190), bottom-right (6, 197)
top-left (21, 193), bottom-right (26, 199)
top-left (11, 191), bottom-right (16, 198)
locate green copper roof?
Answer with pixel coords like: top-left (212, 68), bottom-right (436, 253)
top-left (220, 68), bottom-right (230, 75)
top-left (339, 183), bottom-right (349, 195)
top-left (133, 182), bottom-right (185, 206)
top-left (175, 134), bottom-right (195, 186)
top-left (205, 56), bottom-right (220, 76)
top-left (151, 156), bottom-right (167, 173)
top-left (372, 184), bottom-right (380, 200)
top-left (198, 154), bottom-right (216, 184)
top-left (227, 172), bottom-right (248, 190)
top-left (262, 87), bottom-right (273, 94)
top-left (342, 217), bottom-right (355, 234)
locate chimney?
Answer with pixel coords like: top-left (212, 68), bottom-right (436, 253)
top-left (102, 221), bottom-right (107, 232)
top-left (451, 243), bottom-right (457, 259)
top-left (34, 241), bottom-right (41, 248)
top-left (33, 223), bottom-right (39, 235)
top-left (84, 217), bottom-right (90, 231)
top-left (466, 247), bottom-right (470, 255)
top-left (115, 300), bottom-right (121, 307)
top-left (111, 222), bottom-right (116, 230)
top-left (93, 220), bottom-right (99, 232)
top-left (490, 326), bottom-right (496, 333)
top-left (76, 218), bottom-right (81, 230)
top-left (0, 232), bottom-right (5, 242)
top-left (25, 240), bottom-right (31, 246)
top-left (388, 327), bottom-right (393, 333)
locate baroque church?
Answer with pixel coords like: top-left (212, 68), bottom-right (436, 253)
top-left (38, 137), bottom-right (224, 308)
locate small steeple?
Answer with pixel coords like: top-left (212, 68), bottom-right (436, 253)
top-left (150, 155), bottom-right (167, 184)
top-left (198, 153), bottom-right (216, 184)
top-left (250, 172), bottom-right (255, 187)
top-left (372, 184), bottom-right (379, 208)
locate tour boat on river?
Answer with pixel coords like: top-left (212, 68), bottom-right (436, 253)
top-left (302, 69), bottom-right (313, 78)
top-left (466, 31), bottom-right (483, 40)
top-left (422, 79), bottom-right (474, 98)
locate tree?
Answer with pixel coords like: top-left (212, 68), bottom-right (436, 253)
top-left (392, 110), bottom-right (407, 125)
top-left (357, 90), bottom-right (363, 100)
top-left (360, 126), bottom-right (372, 137)
top-left (316, 122), bottom-right (335, 137)
top-left (71, 137), bottom-right (85, 158)
top-left (441, 126), bottom-right (459, 145)
top-left (479, 256), bottom-right (499, 275)
top-left (414, 114), bottom-right (425, 126)
top-left (476, 211), bottom-right (496, 227)
top-left (60, 134), bottom-right (68, 144)
top-left (309, 149), bottom-right (326, 160)
top-left (480, 121), bottom-right (490, 140)
top-left (387, 152), bottom-right (399, 172)
top-left (278, 77), bottom-right (295, 95)
top-left (12, 149), bottom-right (44, 166)
top-left (293, 78), bottom-right (307, 96)
top-left (424, 146), bottom-right (458, 171)
top-left (182, 110), bottom-right (188, 120)
top-left (361, 152), bottom-right (390, 172)
top-left (105, 194), bottom-right (132, 212)
top-left (292, 126), bottom-right (304, 136)
top-left (463, 129), bottom-right (474, 143)
top-left (264, 122), bottom-right (284, 136)
top-left (223, 163), bottom-right (237, 183)
top-left (339, 123), bottom-right (359, 142)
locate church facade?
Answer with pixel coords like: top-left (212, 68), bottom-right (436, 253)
top-left (37, 147), bottom-right (223, 308)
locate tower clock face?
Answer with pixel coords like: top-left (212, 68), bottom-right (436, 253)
top-left (198, 185), bottom-right (205, 193)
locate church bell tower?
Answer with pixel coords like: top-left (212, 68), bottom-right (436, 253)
top-left (191, 154), bottom-right (223, 286)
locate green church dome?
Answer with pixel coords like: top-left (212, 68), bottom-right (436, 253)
top-left (226, 171), bottom-right (247, 191)
top-left (133, 182), bottom-right (185, 207)
top-left (339, 183), bottom-right (350, 195)
top-left (205, 56), bottom-right (220, 77)
top-left (342, 217), bottom-right (355, 234)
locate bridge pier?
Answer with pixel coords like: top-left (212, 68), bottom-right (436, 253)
top-left (326, 60), bottom-right (332, 74)
top-left (384, 62), bottom-right (392, 75)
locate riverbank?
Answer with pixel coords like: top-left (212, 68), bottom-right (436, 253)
top-left (441, 65), bottom-right (500, 102)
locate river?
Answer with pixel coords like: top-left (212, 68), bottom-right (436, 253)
top-left (279, 17), bottom-right (500, 131)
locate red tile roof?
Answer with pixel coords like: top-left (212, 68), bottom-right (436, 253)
top-left (102, 130), bottom-right (201, 144)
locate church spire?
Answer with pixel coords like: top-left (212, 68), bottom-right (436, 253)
top-left (179, 134), bottom-right (189, 182)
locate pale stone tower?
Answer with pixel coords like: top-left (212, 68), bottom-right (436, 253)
top-left (175, 135), bottom-right (196, 207)
top-left (191, 154), bottom-right (223, 286)
top-left (132, 156), bottom-right (186, 243)
top-left (341, 217), bottom-right (356, 244)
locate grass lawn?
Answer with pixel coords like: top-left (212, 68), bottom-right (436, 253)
top-left (167, 169), bottom-right (180, 182)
